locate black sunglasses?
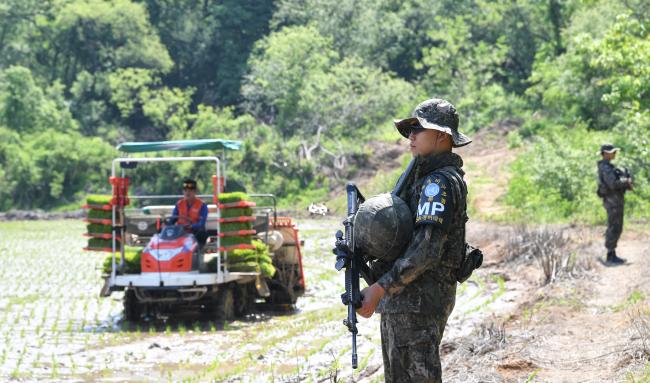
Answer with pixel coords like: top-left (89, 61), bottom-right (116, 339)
top-left (409, 126), bottom-right (426, 135)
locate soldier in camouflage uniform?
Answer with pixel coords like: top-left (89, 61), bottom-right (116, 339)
top-left (597, 144), bottom-right (633, 265)
top-left (356, 99), bottom-right (472, 383)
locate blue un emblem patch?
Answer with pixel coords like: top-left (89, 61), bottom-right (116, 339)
top-left (424, 183), bottom-right (440, 197)
top-left (415, 173), bottom-right (453, 228)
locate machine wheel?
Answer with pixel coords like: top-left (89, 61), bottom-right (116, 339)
top-left (123, 289), bottom-right (143, 322)
top-left (213, 284), bottom-right (235, 321)
top-left (265, 279), bottom-right (297, 305)
top-left (234, 283), bottom-right (256, 317)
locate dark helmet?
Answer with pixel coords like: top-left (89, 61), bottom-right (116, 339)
top-left (394, 98), bottom-right (472, 147)
top-left (353, 193), bottom-right (413, 263)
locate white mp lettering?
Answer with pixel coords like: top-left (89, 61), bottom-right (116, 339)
top-left (418, 201), bottom-right (445, 216)
top-left (418, 202), bottom-right (430, 216)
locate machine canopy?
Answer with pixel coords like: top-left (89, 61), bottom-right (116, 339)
top-left (117, 139), bottom-right (242, 153)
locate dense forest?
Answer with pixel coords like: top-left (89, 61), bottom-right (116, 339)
top-left (0, 0), bottom-right (648, 222)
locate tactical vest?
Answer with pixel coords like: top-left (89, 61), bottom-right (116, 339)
top-left (437, 166), bottom-right (483, 282)
top-left (176, 198), bottom-right (204, 225)
top-left (405, 164), bottom-right (480, 282)
top-left (430, 166), bottom-right (467, 269)
top-left (597, 160), bottom-right (627, 199)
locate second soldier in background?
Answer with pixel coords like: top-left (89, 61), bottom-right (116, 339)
top-left (597, 144), bottom-right (633, 265)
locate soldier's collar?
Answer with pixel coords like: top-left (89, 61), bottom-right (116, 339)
top-left (415, 152), bottom-right (463, 178)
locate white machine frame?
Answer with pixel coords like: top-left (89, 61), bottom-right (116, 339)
top-left (107, 155), bottom-right (255, 289)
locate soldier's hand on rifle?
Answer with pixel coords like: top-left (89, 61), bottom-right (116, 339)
top-left (357, 283), bottom-right (385, 318)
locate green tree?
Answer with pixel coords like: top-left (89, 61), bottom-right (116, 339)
top-left (508, 5), bottom-right (650, 222)
top-left (242, 26), bottom-right (414, 183)
top-left (48, 0), bottom-right (172, 87)
top-left (0, 66), bottom-right (77, 134)
top-left (0, 0), bottom-right (54, 69)
top-left (242, 25), bottom-right (338, 134)
top-left (0, 128), bottom-right (114, 209)
top-left (142, 0), bottom-right (274, 106)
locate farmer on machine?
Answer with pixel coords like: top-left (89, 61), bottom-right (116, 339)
top-left (597, 144), bottom-right (633, 265)
top-left (357, 99), bottom-right (472, 382)
top-left (171, 178), bottom-right (208, 246)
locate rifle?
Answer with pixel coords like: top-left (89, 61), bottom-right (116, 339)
top-left (333, 159), bottom-right (416, 369)
top-left (623, 167), bottom-right (634, 191)
top-left (334, 183), bottom-right (369, 369)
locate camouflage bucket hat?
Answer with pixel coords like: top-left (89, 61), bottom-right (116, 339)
top-left (394, 98), bottom-right (472, 147)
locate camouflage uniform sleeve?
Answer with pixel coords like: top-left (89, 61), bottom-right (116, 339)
top-left (599, 162), bottom-right (628, 191)
top-left (376, 225), bottom-right (447, 295)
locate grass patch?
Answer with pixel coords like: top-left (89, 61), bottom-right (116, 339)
top-left (524, 369), bottom-right (541, 383)
top-left (464, 275), bottom-right (506, 314)
top-left (613, 290), bottom-right (647, 312)
top-left (627, 363), bottom-right (650, 383)
top-left (520, 288), bottom-right (586, 329)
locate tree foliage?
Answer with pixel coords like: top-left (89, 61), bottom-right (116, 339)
top-left (511, 6), bottom-right (650, 221)
top-left (0, 0), bottom-right (646, 217)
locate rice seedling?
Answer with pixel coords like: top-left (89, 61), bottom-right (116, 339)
top-left (0, 218), bottom-right (380, 381)
top-left (50, 355), bottom-right (58, 379)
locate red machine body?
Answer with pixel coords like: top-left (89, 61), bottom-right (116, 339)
top-left (141, 228), bottom-right (198, 272)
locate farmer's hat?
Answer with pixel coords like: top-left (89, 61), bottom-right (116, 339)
top-left (183, 178), bottom-right (197, 190)
top-left (394, 98), bottom-right (472, 147)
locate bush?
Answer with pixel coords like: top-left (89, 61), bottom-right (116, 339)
top-left (506, 123), bottom-right (612, 224)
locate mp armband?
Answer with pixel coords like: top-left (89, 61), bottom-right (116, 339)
top-left (415, 174), bottom-right (453, 228)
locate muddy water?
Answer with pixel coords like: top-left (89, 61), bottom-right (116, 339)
top-left (0, 219), bottom-right (518, 382)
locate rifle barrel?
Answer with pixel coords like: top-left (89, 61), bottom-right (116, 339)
top-left (352, 332), bottom-right (358, 369)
